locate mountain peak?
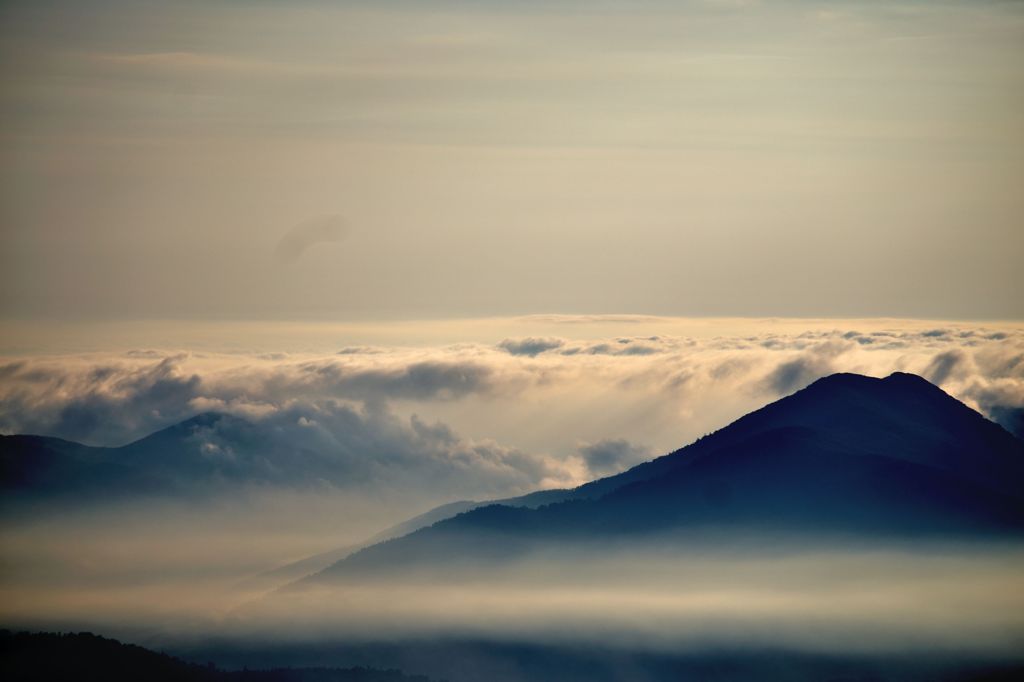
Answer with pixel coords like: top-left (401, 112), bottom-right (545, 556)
top-left (803, 371), bottom-right (941, 396)
top-left (125, 411), bottom-right (251, 446)
top-left (718, 371), bottom-right (1023, 496)
top-left (780, 371), bottom-right (976, 422)
top-left (565, 371), bottom-right (1023, 505)
top-left (174, 411), bottom-right (246, 429)
top-left (312, 372), bottom-right (1024, 582)
top-left (883, 371), bottom-right (933, 383)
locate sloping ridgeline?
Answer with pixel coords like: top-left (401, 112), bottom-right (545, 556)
top-left (0, 631), bottom-right (443, 682)
top-left (309, 372), bottom-right (1024, 581)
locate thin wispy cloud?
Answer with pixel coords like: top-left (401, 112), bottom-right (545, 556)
top-left (2, 1), bottom-right (1021, 320)
top-left (274, 215), bottom-right (350, 263)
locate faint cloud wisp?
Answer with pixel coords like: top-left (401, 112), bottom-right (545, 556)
top-left (275, 214), bottom-right (350, 263)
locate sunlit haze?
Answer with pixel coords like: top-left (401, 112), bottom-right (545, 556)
top-left (1, 2), bottom-right (1023, 681)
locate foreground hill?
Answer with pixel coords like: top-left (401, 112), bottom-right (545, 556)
top-left (0, 631), bottom-right (440, 682)
top-left (310, 372), bottom-right (1024, 581)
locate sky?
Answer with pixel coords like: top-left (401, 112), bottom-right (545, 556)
top-left (1, 0), bottom-right (1022, 321)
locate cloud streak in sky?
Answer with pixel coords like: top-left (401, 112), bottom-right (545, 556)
top-left (275, 215), bottom-right (350, 263)
top-left (1, 1), bottom-right (1022, 321)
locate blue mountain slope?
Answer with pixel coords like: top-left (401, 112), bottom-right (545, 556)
top-left (570, 372), bottom-right (1024, 500)
top-left (0, 412), bottom-right (255, 502)
top-left (311, 373), bottom-right (1024, 580)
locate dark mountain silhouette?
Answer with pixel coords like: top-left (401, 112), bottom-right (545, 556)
top-left (177, 636), bottom-right (1024, 682)
top-left (310, 373), bottom-right (1024, 580)
top-left (236, 500), bottom-right (486, 591)
top-left (6, 631), bottom-right (1021, 682)
top-left (244, 491), bottom-right (591, 589)
top-left (1, 410), bottom-right (581, 512)
top-left (548, 371), bottom-right (1024, 501)
top-left (0, 412), bottom-right (251, 502)
top-left (330, 370), bottom-right (1024, 554)
top-left (0, 631), bottom-right (441, 682)
top-left (5, 372), bottom-right (1024, 575)
top-left (0, 411), bottom-right (581, 584)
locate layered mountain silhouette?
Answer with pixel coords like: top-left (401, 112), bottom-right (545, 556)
top-left (0, 631), bottom-right (441, 682)
top-left (0, 412), bottom-right (259, 503)
top-left (4, 372), bottom-right (1024, 570)
top-left (5, 374), bottom-right (1024, 682)
top-left (306, 372), bottom-right (1024, 581)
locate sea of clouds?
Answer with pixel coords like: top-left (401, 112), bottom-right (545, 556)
top-left (2, 319), bottom-right (1021, 505)
top-left (2, 318), bottom-right (1023, 643)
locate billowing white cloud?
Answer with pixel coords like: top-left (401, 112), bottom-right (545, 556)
top-left (2, 320), bottom-right (1023, 505)
top-left (2, 319), bottom-right (1024, 645)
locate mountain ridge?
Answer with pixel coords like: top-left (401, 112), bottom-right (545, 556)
top-left (5, 372), bottom-right (1024, 586)
top-left (306, 372), bottom-right (1024, 582)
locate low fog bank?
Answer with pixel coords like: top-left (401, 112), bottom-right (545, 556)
top-left (5, 536), bottom-right (1023, 662)
top-left (160, 542), bottom-right (1024, 682)
top-left (239, 543), bottom-right (1024, 656)
top-left (4, 496), bottom-right (1023, 682)
top-left (0, 487), bottom-right (454, 634)
top-left (173, 639), bottom-right (1024, 682)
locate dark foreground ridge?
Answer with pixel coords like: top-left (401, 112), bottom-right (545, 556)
top-left (0, 631), bottom-right (443, 682)
top-left (312, 372), bottom-right (1024, 580)
top-left (5, 631), bottom-right (1022, 682)
top-left (168, 636), bottom-right (1024, 682)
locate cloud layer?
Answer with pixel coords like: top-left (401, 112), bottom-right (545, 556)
top-left (2, 318), bottom-right (1024, 654)
top-left (2, 320), bottom-right (1023, 507)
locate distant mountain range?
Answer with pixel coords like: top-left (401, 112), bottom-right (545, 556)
top-left (0, 411), bottom-right (256, 503)
top-left (4, 372), bottom-right (1024, 582)
top-left (5, 373), bottom-right (1024, 682)
top-left (305, 372), bottom-right (1024, 582)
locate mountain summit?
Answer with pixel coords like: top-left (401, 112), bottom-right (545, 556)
top-left (311, 372), bottom-right (1024, 580)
